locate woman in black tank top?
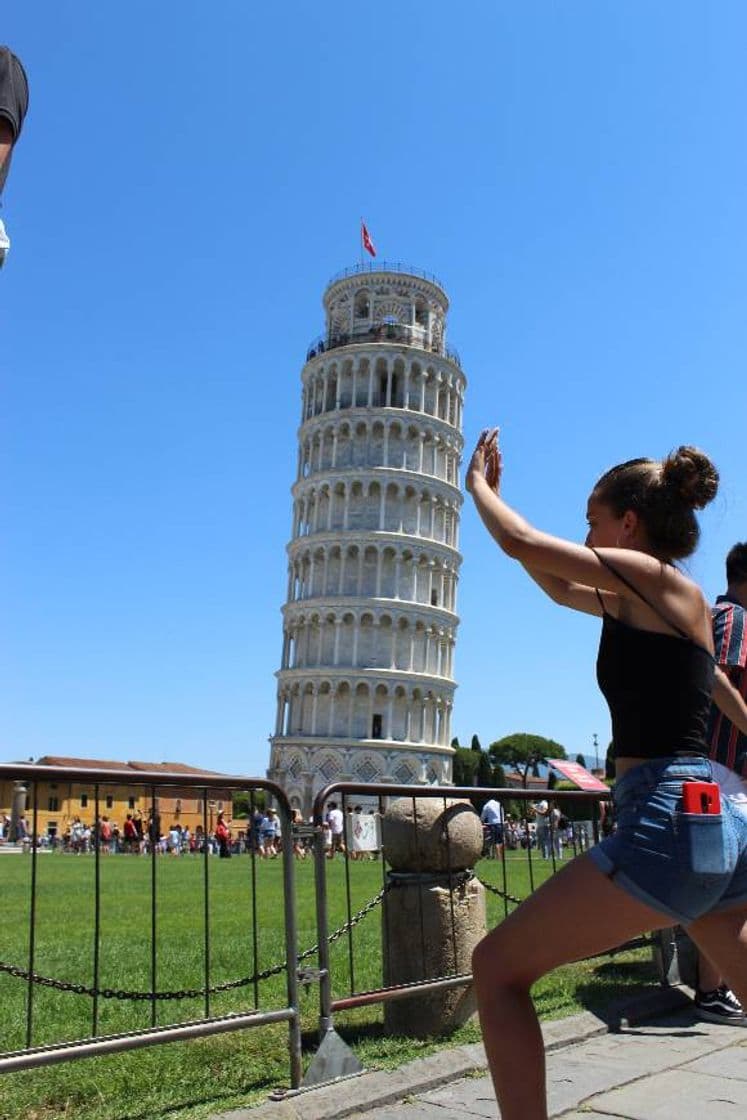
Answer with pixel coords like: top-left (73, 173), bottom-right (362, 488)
top-left (464, 430), bottom-right (747, 1120)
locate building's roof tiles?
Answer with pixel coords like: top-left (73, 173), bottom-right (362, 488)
top-left (35, 756), bottom-right (227, 778)
top-left (37, 756), bottom-right (134, 772)
top-left (127, 761), bottom-right (225, 776)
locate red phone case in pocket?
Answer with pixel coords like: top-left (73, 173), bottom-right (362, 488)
top-left (682, 781), bottom-right (721, 815)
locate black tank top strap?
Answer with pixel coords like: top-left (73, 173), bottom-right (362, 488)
top-left (594, 587), bottom-right (607, 614)
top-left (590, 547), bottom-right (691, 641)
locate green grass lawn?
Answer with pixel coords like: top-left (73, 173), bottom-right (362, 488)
top-left (0, 851), bottom-right (659, 1120)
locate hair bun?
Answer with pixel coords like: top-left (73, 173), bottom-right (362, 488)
top-left (661, 446), bottom-right (719, 510)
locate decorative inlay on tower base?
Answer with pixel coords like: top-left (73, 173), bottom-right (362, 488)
top-left (267, 263), bottom-right (467, 818)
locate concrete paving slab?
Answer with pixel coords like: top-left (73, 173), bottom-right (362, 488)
top-left (575, 1020), bottom-right (745, 1071)
top-left (550, 1020), bottom-right (747, 1117)
top-left (354, 1108), bottom-right (466, 1120)
top-left (352, 1014), bottom-right (747, 1120)
top-left (682, 1039), bottom-right (747, 1080)
top-left (592, 1066), bottom-right (747, 1119)
top-left (556, 1113), bottom-right (632, 1119)
top-left (419, 1027), bottom-right (730, 1119)
top-left (414, 1081), bottom-right (498, 1118)
top-left (546, 1053), bottom-right (666, 1114)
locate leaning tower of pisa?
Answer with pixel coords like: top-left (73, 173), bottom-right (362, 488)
top-left (267, 263), bottom-right (466, 817)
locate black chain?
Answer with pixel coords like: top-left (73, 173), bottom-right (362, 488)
top-left (475, 874), bottom-right (523, 907)
top-left (0, 887), bottom-right (387, 1003)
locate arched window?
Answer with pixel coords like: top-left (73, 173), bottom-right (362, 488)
top-left (354, 291), bottom-right (370, 319)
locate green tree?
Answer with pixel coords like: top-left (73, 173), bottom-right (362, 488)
top-left (605, 740), bottom-right (615, 781)
top-left (471, 734), bottom-right (482, 753)
top-left (575, 753), bottom-right (586, 768)
top-left (452, 747), bottom-right (479, 787)
top-left (551, 780), bottom-right (594, 822)
top-left (488, 733), bottom-right (567, 788)
top-left (232, 791), bottom-right (265, 817)
top-left (450, 736), bottom-right (460, 749)
top-left (492, 762), bottom-right (507, 788)
top-left (476, 751), bottom-right (493, 787)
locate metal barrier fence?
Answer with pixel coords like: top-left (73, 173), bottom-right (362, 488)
top-left (0, 763), bottom-right (302, 1087)
top-left (311, 781), bottom-right (622, 1045)
top-left (1, 767), bottom-right (657, 1099)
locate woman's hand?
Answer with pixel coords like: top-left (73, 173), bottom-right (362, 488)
top-left (466, 428), bottom-right (501, 494)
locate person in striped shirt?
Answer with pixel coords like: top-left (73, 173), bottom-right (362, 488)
top-left (708, 542), bottom-right (747, 775)
top-left (696, 542), bottom-right (747, 1024)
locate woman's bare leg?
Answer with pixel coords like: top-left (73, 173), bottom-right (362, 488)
top-left (697, 950), bottom-right (722, 993)
top-left (472, 852), bottom-right (673, 1120)
top-left (688, 904), bottom-right (747, 1007)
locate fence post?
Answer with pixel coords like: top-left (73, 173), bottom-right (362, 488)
top-left (278, 797), bottom-right (303, 1089)
top-left (302, 805), bottom-right (363, 1087)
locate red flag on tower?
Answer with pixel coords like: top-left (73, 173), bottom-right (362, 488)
top-left (361, 221), bottom-right (376, 258)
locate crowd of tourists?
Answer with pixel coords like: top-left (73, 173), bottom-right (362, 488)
top-left (0, 802), bottom-right (390, 861)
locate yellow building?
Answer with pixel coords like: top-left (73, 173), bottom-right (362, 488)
top-left (0, 756), bottom-right (232, 843)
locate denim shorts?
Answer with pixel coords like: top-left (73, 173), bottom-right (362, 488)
top-left (588, 756), bottom-right (747, 925)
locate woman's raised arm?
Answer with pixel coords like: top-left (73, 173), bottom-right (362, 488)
top-left (465, 429), bottom-right (701, 634)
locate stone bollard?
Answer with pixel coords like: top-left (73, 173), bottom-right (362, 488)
top-left (382, 797), bottom-right (486, 1038)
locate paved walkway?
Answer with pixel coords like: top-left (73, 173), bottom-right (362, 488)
top-left (363, 1012), bottom-right (747, 1119)
top-left (231, 993), bottom-right (747, 1120)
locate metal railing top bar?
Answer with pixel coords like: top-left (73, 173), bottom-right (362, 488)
top-left (327, 262), bottom-right (447, 292)
top-left (0, 763), bottom-right (289, 802)
top-left (312, 781), bottom-right (611, 825)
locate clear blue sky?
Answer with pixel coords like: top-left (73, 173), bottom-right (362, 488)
top-left (2, 2), bottom-right (746, 775)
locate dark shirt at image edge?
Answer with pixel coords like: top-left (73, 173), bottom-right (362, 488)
top-left (0, 47), bottom-right (29, 138)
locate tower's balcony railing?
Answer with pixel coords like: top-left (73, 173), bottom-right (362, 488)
top-left (327, 261), bottom-right (446, 290)
top-left (306, 322), bottom-right (461, 368)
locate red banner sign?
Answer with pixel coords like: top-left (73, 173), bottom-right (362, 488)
top-left (547, 759), bottom-right (609, 792)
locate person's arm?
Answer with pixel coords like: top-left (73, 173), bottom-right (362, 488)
top-left (468, 440), bottom-right (653, 590)
top-left (466, 429), bottom-right (697, 625)
top-left (712, 667), bottom-right (747, 736)
top-left (521, 562), bottom-right (608, 617)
